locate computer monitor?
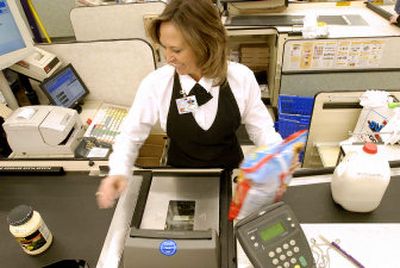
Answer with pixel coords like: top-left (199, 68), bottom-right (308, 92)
top-left (39, 64), bottom-right (89, 112)
top-left (0, 0), bottom-right (34, 70)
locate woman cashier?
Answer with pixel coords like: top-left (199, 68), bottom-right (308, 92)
top-left (96, 0), bottom-right (284, 208)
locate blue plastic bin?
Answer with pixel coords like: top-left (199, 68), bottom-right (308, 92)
top-left (278, 95), bottom-right (314, 116)
top-left (274, 121), bottom-right (307, 163)
top-left (278, 113), bottom-right (310, 125)
top-left (275, 95), bottom-right (314, 163)
top-left (276, 95), bottom-right (314, 137)
top-left (275, 119), bottom-right (310, 139)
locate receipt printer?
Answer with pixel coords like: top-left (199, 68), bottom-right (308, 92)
top-left (9, 47), bottom-right (62, 81)
top-left (3, 106), bottom-right (84, 157)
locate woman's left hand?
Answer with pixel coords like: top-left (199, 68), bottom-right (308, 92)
top-left (289, 152), bottom-right (301, 175)
top-left (289, 143), bottom-right (303, 175)
top-left (390, 14), bottom-right (399, 24)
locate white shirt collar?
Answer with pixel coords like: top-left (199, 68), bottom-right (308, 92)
top-left (178, 73), bottom-right (214, 95)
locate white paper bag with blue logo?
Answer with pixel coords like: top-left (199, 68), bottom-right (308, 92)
top-left (352, 90), bottom-right (396, 143)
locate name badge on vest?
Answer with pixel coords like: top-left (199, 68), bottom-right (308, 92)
top-left (176, 95), bottom-right (198, 114)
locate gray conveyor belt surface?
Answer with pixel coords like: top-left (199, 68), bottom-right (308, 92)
top-left (0, 173), bottom-right (114, 268)
top-left (283, 176), bottom-right (400, 223)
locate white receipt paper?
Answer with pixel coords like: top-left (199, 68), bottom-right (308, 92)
top-left (17, 108), bottom-right (36, 120)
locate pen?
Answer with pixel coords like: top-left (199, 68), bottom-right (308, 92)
top-left (319, 235), bottom-right (365, 268)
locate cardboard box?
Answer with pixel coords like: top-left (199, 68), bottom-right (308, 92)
top-left (240, 44), bottom-right (270, 71)
top-left (135, 134), bottom-right (167, 167)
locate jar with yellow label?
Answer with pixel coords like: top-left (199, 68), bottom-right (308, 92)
top-left (7, 205), bottom-right (53, 255)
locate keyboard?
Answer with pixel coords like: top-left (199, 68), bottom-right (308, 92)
top-left (85, 104), bottom-right (128, 145)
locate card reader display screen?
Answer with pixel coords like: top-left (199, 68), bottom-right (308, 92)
top-left (165, 200), bottom-right (195, 231)
top-left (259, 222), bottom-right (286, 242)
top-left (40, 65), bottom-right (88, 108)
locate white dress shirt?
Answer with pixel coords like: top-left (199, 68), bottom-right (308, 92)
top-left (109, 61), bottom-right (282, 177)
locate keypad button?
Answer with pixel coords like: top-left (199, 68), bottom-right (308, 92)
top-left (299, 256), bottom-right (308, 267)
top-left (272, 258), bottom-right (279, 265)
top-left (283, 243), bottom-right (289, 250)
top-left (287, 217), bottom-right (292, 221)
top-left (294, 265), bottom-right (301, 268)
top-left (254, 242), bottom-right (259, 248)
top-left (287, 250), bottom-right (293, 257)
top-left (290, 257), bottom-right (297, 264)
top-left (250, 236), bottom-right (255, 241)
top-left (293, 246), bottom-right (300, 253)
top-left (279, 254), bottom-right (286, 261)
top-left (290, 240), bottom-right (296, 246)
top-left (277, 266), bottom-right (283, 268)
top-left (291, 223), bottom-right (296, 228)
top-left (268, 251), bottom-right (275, 258)
top-left (283, 261), bottom-right (290, 268)
top-left (276, 247), bottom-right (282, 253)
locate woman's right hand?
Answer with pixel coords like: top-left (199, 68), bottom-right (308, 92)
top-left (96, 175), bottom-right (128, 209)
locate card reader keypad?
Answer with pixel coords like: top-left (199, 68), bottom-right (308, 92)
top-left (267, 239), bottom-right (308, 268)
top-left (235, 203), bottom-right (314, 268)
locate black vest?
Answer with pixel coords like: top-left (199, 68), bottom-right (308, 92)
top-left (166, 73), bottom-right (243, 169)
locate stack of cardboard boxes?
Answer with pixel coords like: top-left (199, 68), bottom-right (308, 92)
top-left (135, 133), bottom-right (167, 167)
top-left (239, 43), bottom-right (270, 72)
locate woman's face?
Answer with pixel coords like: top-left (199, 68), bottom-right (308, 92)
top-left (159, 21), bottom-right (202, 81)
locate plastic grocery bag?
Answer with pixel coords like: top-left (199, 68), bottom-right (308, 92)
top-left (229, 130), bottom-right (308, 221)
top-left (352, 90), bottom-right (396, 143)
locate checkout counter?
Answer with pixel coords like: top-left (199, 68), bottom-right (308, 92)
top-left (2, 164), bottom-right (400, 268)
top-left (1, 100), bottom-right (400, 267)
top-left (1, 1), bottom-right (400, 267)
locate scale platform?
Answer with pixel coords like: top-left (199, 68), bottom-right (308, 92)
top-left (123, 169), bottom-right (235, 268)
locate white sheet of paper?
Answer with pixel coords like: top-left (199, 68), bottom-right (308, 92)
top-left (87, 147), bottom-right (109, 158)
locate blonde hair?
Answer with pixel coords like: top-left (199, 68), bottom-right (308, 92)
top-left (148, 0), bottom-right (228, 86)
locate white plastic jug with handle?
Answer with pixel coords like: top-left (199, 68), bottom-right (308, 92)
top-left (331, 143), bottom-right (391, 212)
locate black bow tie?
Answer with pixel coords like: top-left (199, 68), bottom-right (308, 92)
top-left (188, 83), bottom-right (213, 106)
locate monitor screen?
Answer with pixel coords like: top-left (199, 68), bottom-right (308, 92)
top-left (39, 64), bottom-right (89, 108)
top-left (0, 0), bottom-right (34, 70)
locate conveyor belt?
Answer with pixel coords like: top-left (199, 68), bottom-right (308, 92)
top-left (0, 173), bottom-right (114, 268)
top-left (283, 176), bottom-right (400, 223)
top-left (366, 2), bottom-right (394, 20)
top-left (228, 15), bottom-right (304, 26)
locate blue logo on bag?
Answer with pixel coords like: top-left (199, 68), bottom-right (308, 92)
top-left (159, 240), bottom-right (177, 256)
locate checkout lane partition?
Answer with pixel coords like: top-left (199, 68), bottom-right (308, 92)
top-left (70, 1), bottom-right (166, 43)
top-left (302, 90), bottom-right (400, 169)
top-left (35, 38), bottom-right (156, 108)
